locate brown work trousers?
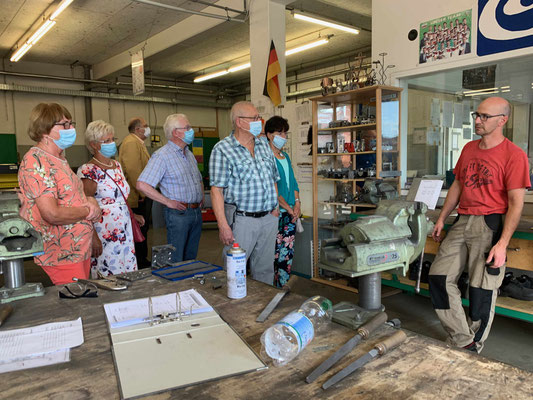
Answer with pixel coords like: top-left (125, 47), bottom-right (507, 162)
top-left (428, 214), bottom-right (505, 353)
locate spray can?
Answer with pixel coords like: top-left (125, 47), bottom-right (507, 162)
top-left (226, 243), bottom-right (247, 299)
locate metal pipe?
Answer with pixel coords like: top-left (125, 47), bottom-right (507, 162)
top-left (0, 70), bottom-right (107, 84)
top-left (132, 0), bottom-right (246, 22)
top-left (358, 272), bottom-right (382, 311)
top-left (3, 259), bottom-right (25, 289)
top-left (0, 70), bottom-right (217, 94)
top-left (0, 83), bottom-right (232, 108)
top-left (191, 0), bottom-right (246, 14)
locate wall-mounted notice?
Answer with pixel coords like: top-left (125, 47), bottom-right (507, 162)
top-left (131, 50), bottom-right (145, 96)
top-left (419, 9), bottom-right (472, 64)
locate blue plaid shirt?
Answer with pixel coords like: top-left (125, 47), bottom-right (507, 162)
top-left (210, 133), bottom-right (280, 212)
top-left (138, 141), bottom-right (203, 203)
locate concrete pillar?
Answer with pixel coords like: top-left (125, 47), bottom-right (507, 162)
top-left (249, 0), bottom-right (288, 118)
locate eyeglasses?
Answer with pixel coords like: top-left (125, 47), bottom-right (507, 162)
top-left (98, 138), bottom-right (117, 144)
top-left (176, 126), bottom-right (192, 131)
top-left (471, 112), bottom-right (505, 122)
top-left (58, 282), bottom-right (98, 299)
top-left (238, 115), bottom-right (262, 121)
top-left (54, 121), bottom-right (76, 129)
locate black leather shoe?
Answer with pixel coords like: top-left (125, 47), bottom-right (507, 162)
top-left (517, 274), bottom-right (533, 289)
top-left (500, 278), bottom-right (533, 301)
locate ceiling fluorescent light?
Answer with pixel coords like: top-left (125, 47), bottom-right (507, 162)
top-left (50, 0), bottom-right (75, 20)
top-left (193, 38), bottom-right (329, 83)
top-left (10, 0), bottom-right (74, 62)
top-left (10, 43), bottom-right (33, 62)
top-left (194, 70), bottom-right (229, 83)
top-left (286, 38), bottom-right (329, 55)
top-left (294, 12), bottom-right (359, 34)
top-left (27, 20), bottom-right (56, 45)
top-left (228, 62), bottom-right (251, 73)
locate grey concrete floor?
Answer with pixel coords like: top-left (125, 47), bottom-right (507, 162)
top-left (4, 225), bottom-right (533, 372)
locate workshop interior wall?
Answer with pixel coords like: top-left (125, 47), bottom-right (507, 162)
top-left (0, 60), bottom-right (231, 168)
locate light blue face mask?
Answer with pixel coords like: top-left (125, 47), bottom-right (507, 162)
top-left (248, 120), bottom-right (262, 137)
top-left (100, 142), bottom-right (117, 158)
top-left (183, 128), bottom-right (195, 145)
top-left (53, 128), bottom-right (76, 150)
top-left (272, 135), bottom-right (287, 150)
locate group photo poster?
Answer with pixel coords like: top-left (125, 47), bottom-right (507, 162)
top-left (419, 9), bottom-right (472, 64)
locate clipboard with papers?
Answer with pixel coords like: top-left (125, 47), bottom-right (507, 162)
top-left (104, 289), bottom-right (267, 399)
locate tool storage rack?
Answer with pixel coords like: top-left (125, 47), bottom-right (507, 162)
top-left (310, 85), bottom-right (402, 290)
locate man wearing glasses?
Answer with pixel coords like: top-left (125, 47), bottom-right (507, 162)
top-left (137, 114), bottom-right (204, 263)
top-left (119, 117), bottom-right (152, 267)
top-left (210, 101), bottom-right (280, 285)
top-left (428, 97), bottom-right (530, 353)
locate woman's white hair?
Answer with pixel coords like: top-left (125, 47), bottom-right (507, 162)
top-left (85, 120), bottom-right (114, 155)
top-left (163, 113), bottom-right (188, 139)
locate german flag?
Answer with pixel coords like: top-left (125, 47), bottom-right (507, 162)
top-left (263, 40), bottom-right (282, 106)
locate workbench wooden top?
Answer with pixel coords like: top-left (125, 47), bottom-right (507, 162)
top-left (1, 272), bottom-right (532, 400)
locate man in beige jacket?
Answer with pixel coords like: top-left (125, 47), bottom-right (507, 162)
top-left (119, 117), bottom-right (152, 267)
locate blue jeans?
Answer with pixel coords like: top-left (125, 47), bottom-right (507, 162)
top-left (164, 207), bottom-right (202, 263)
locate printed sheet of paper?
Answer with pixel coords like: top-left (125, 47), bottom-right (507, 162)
top-left (415, 179), bottom-right (444, 210)
top-left (0, 317), bottom-right (83, 362)
top-left (0, 349), bottom-right (70, 374)
top-left (104, 289), bottom-right (213, 328)
top-left (443, 101), bottom-right (453, 128)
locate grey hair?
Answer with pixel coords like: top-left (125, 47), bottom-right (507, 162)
top-left (230, 101), bottom-right (253, 128)
top-left (163, 113), bottom-right (188, 139)
top-left (85, 120), bottom-right (114, 155)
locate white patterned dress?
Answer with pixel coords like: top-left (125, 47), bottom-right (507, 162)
top-left (77, 162), bottom-right (137, 277)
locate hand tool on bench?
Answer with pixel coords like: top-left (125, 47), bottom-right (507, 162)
top-left (0, 304), bottom-right (13, 327)
top-left (322, 330), bottom-right (408, 390)
top-left (306, 311), bottom-right (388, 383)
top-left (73, 277), bottom-right (128, 291)
top-left (256, 275), bottom-right (297, 323)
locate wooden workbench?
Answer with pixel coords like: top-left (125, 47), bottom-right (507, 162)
top-left (1, 271), bottom-right (532, 400)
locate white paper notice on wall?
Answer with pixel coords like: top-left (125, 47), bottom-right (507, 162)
top-left (463, 101), bottom-right (471, 124)
top-left (413, 127), bottom-right (427, 145)
top-left (443, 101), bottom-right (453, 128)
top-left (453, 103), bottom-right (463, 129)
top-left (431, 98), bottom-right (440, 126)
top-left (297, 165), bottom-right (313, 184)
top-left (131, 50), bottom-right (145, 96)
top-left (415, 179), bottom-right (444, 210)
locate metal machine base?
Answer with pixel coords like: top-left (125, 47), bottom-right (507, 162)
top-left (0, 282), bottom-right (45, 303)
top-left (332, 301), bottom-right (385, 330)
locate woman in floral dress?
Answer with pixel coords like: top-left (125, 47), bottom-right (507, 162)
top-left (78, 120), bottom-right (144, 277)
top-left (265, 116), bottom-right (301, 287)
top-left (18, 103), bottom-right (101, 285)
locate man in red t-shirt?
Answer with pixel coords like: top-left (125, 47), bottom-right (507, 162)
top-left (428, 97), bottom-right (530, 353)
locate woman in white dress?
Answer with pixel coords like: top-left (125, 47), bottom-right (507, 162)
top-left (78, 120), bottom-right (144, 277)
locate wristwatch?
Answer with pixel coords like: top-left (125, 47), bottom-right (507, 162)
top-left (295, 198), bottom-right (300, 202)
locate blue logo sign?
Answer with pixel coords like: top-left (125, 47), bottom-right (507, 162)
top-left (477, 0), bottom-right (533, 56)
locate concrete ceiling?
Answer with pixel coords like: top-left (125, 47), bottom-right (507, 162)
top-left (0, 0), bottom-right (372, 88)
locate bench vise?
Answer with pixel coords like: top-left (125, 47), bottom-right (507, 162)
top-left (319, 200), bottom-right (432, 277)
top-left (0, 191), bottom-right (45, 303)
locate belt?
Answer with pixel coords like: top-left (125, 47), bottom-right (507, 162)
top-left (236, 210), bottom-right (271, 218)
top-left (178, 202), bottom-right (200, 209)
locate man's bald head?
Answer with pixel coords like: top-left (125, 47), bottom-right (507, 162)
top-left (478, 97), bottom-right (511, 117)
top-left (230, 101), bottom-right (258, 128)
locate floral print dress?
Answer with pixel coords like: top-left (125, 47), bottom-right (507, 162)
top-left (77, 162), bottom-right (137, 277)
top-left (18, 147), bottom-right (93, 267)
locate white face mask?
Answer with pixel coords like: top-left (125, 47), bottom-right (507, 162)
top-left (143, 126), bottom-right (151, 138)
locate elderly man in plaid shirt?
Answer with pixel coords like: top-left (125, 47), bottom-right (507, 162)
top-left (210, 101), bottom-right (280, 285)
top-left (137, 113), bottom-right (204, 263)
